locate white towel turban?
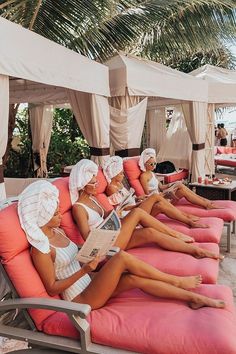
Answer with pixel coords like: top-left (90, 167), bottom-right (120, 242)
top-left (18, 180), bottom-right (59, 254)
top-left (69, 159), bottom-right (98, 204)
top-left (139, 148), bottom-right (156, 171)
top-left (103, 156), bottom-right (123, 183)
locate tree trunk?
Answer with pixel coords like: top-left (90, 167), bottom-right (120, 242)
top-left (3, 104), bottom-right (19, 167)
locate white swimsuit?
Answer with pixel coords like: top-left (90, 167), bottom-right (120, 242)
top-left (50, 229), bottom-right (91, 301)
top-left (148, 172), bottom-right (160, 194)
top-left (75, 197), bottom-right (104, 229)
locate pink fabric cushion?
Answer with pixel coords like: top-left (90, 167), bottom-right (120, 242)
top-left (4, 250), bottom-right (60, 329)
top-left (163, 169), bottom-right (189, 183)
top-left (217, 147), bottom-right (236, 154)
top-left (128, 242), bottom-right (219, 284)
top-left (42, 285), bottom-right (236, 354)
top-left (177, 198), bottom-right (236, 222)
top-left (157, 215), bottom-right (224, 243)
top-left (53, 177), bottom-right (71, 215)
top-left (123, 157), bottom-right (145, 196)
top-left (215, 158), bottom-right (236, 167)
top-left (0, 204), bottom-right (28, 262)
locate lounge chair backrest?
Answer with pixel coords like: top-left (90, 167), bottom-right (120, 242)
top-left (0, 203), bottom-right (60, 330)
top-left (123, 158), bottom-right (145, 196)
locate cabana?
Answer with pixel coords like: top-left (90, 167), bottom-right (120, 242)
top-left (190, 64), bottom-right (236, 175)
top-left (106, 53), bottom-right (209, 182)
top-left (0, 17), bottom-right (110, 201)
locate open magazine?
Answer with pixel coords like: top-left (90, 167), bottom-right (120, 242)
top-left (116, 188), bottom-right (136, 211)
top-left (77, 209), bottom-right (121, 263)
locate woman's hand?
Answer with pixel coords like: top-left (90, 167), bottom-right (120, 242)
top-left (82, 256), bottom-right (102, 273)
top-left (135, 195), bottom-right (148, 202)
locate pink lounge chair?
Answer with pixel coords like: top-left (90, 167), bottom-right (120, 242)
top-left (123, 158), bottom-right (236, 251)
top-left (1, 185), bottom-right (236, 353)
top-left (55, 176), bottom-right (220, 284)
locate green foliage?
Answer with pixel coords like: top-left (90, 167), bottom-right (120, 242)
top-left (47, 109), bottom-right (90, 176)
top-left (1, 0), bottom-right (236, 62)
top-left (5, 107), bottom-right (90, 178)
top-left (4, 108), bottom-right (32, 178)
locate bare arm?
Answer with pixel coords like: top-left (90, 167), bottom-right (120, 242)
top-left (140, 172), bottom-right (151, 195)
top-left (72, 205), bottom-right (91, 240)
top-left (31, 248), bottom-right (88, 297)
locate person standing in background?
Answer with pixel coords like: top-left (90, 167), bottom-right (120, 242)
top-left (218, 123), bottom-right (228, 146)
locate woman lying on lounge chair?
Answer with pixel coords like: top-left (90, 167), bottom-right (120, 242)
top-left (139, 148), bottom-right (222, 210)
top-left (104, 156), bottom-right (207, 229)
top-left (18, 180), bottom-right (225, 310)
top-left (70, 159), bottom-right (223, 259)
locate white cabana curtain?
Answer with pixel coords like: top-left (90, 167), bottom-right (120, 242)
top-left (157, 105), bottom-right (191, 169)
top-left (67, 90), bottom-right (110, 166)
top-left (110, 91), bottom-right (147, 155)
top-left (29, 104), bottom-right (53, 178)
top-left (205, 104), bottom-right (215, 176)
top-left (0, 75), bottom-right (9, 201)
top-left (146, 107), bottom-right (166, 154)
top-left (182, 102), bottom-right (207, 182)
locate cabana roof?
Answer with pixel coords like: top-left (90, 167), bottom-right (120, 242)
top-left (0, 17), bottom-right (110, 99)
top-left (190, 64), bottom-right (236, 105)
top-left (106, 52), bottom-right (208, 102)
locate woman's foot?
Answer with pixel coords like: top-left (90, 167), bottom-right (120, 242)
top-left (194, 248), bottom-right (224, 260)
top-left (189, 221), bottom-right (209, 229)
top-left (174, 275), bottom-right (202, 290)
top-left (175, 233), bottom-right (195, 243)
top-left (189, 298), bottom-right (225, 310)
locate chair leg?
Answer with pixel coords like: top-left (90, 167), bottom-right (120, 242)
top-left (233, 220), bottom-right (236, 235)
top-left (226, 223), bottom-right (231, 253)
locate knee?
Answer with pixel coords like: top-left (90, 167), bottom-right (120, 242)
top-left (156, 200), bottom-right (166, 210)
top-left (113, 250), bottom-right (130, 264)
top-left (131, 207), bottom-right (146, 218)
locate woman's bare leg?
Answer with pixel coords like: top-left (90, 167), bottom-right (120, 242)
top-left (149, 200), bottom-right (208, 228)
top-left (175, 184), bottom-right (223, 209)
top-left (117, 208), bottom-right (193, 248)
top-left (123, 227), bottom-right (222, 260)
top-left (73, 252), bottom-right (224, 310)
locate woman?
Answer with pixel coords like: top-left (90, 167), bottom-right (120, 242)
top-left (70, 159), bottom-right (223, 259)
top-left (139, 148), bottom-right (221, 210)
top-left (18, 180), bottom-right (225, 310)
top-left (104, 155), bottom-right (206, 229)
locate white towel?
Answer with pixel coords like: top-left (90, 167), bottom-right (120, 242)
top-left (103, 156), bottom-right (123, 183)
top-left (139, 148), bottom-right (156, 171)
top-left (18, 180), bottom-right (59, 254)
top-left (69, 159), bottom-right (98, 204)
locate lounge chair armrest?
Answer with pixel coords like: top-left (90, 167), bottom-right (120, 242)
top-left (0, 298), bottom-right (91, 319)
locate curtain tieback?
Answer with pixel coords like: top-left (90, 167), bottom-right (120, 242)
top-left (0, 164), bottom-right (4, 183)
top-left (192, 143), bottom-right (205, 151)
top-left (115, 148), bottom-right (141, 157)
top-left (90, 147), bottom-right (110, 156)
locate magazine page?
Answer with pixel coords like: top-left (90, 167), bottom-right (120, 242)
top-left (77, 229), bottom-right (119, 263)
top-left (98, 209), bottom-right (121, 230)
top-left (116, 188), bottom-right (136, 211)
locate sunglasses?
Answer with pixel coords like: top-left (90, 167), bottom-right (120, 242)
top-left (87, 181), bottom-right (99, 187)
top-left (146, 162), bottom-right (157, 167)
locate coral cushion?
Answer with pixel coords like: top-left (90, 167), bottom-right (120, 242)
top-left (217, 147), bottom-right (236, 154)
top-left (160, 169), bottom-right (189, 183)
top-left (215, 158), bottom-right (236, 167)
top-left (123, 157), bottom-right (144, 196)
top-left (4, 250), bottom-right (59, 329)
top-left (156, 215), bottom-right (224, 243)
top-left (0, 204), bottom-right (28, 262)
top-left (42, 285), bottom-right (236, 354)
top-left (53, 177), bottom-right (71, 215)
top-left (177, 198), bottom-right (236, 222)
top-left (128, 242), bottom-right (219, 284)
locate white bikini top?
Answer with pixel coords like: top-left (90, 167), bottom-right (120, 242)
top-left (75, 197), bottom-right (104, 229)
top-left (108, 186), bottom-right (135, 206)
top-left (148, 172), bottom-right (160, 194)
